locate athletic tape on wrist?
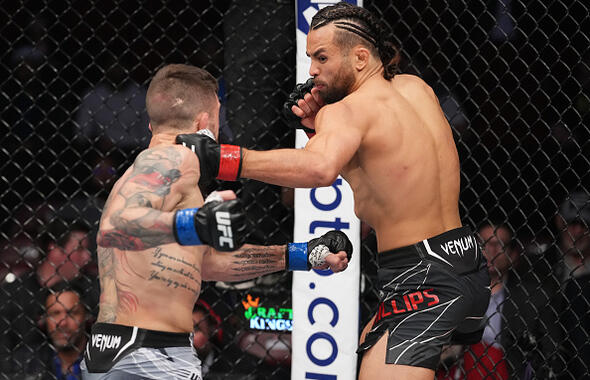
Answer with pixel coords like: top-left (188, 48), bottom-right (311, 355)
top-left (308, 244), bottom-right (330, 267)
top-left (217, 145), bottom-right (241, 181)
top-left (287, 243), bottom-right (309, 271)
top-left (174, 208), bottom-right (203, 246)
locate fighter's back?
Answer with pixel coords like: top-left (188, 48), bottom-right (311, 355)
top-left (97, 144), bottom-right (206, 333)
top-left (341, 74), bottom-right (461, 252)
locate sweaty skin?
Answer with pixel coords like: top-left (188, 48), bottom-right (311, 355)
top-left (96, 131), bottom-right (349, 334)
top-left (96, 133), bottom-right (288, 333)
top-left (237, 22), bottom-right (461, 380)
top-left (241, 24), bottom-right (461, 253)
top-left (339, 73), bottom-right (462, 251)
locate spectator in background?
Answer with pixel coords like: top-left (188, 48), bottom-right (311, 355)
top-left (235, 293), bottom-right (291, 380)
top-left (0, 234), bottom-right (43, 285)
top-left (466, 223), bottom-right (517, 379)
top-left (193, 299), bottom-right (223, 378)
top-left (194, 285), bottom-right (293, 380)
top-left (555, 190), bottom-right (590, 380)
top-left (438, 222), bottom-right (561, 380)
top-left (437, 223), bottom-right (514, 380)
top-left (36, 223), bottom-right (92, 289)
top-left (554, 190), bottom-right (590, 281)
top-left (237, 330), bottom-right (291, 370)
top-left (5, 283), bottom-right (88, 379)
top-left (192, 294), bottom-right (268, 380)
top-left (559, 269), bottom-right (590, 380)
top-left (0, 220), bottom-right (98, 368)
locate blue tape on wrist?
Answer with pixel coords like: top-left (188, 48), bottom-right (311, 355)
top-left (287, 242), bottom-right (309, 271)
top-left (174, 208), bottom-right (202, 246)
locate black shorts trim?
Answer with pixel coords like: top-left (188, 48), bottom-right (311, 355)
top-left (84, 323), bottom-right (192, 373)
top-left (378, 226), bottom-right (482, 275)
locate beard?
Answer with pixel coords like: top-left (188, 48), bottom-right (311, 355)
top-left (51, 329), bottom-right (84, 351)
top-left (318, 64), bottom-right (355, 104)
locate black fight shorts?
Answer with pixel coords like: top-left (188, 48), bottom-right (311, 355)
top-left (357, 226), bottom-right (491, 370)
top-left (81, 323), bottom-right (201, 379)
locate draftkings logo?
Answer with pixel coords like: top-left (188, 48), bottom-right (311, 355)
top-left (242, 294), bottom-right (293, 332)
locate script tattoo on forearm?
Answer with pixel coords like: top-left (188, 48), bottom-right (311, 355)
top-left (99, 148), bottom-right (182, 250)
top-left (148, 247), bottom-right (201, 294)
top-left (224, 245), bottom-right (285, 280)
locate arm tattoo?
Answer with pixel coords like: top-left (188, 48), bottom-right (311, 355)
top-left (105, 208), bottom-right (173, 249)
top-left (129, 149), bottom-right (182, 197)
top-left (98, 148), bottom-right (184, 250)
top-left (206, 245), bottom-right (286, 282)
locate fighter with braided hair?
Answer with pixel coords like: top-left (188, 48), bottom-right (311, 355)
top-left (309, 1), bottom-right (399, 81)
top-left (177, 3), bottom-right (490, 379)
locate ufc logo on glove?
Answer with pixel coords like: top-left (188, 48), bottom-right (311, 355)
top-left (215, 211), bottom-right (234, 249)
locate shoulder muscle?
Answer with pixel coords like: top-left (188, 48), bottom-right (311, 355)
top-left (119, 146), bottom-right (197, 211)
top-left (394, 74), bottom-right (437, 103)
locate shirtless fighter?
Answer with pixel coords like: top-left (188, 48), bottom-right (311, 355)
top-left (176, 3), bottom-right (491, 379)
top-left (81, 64), bottom-right (352, 379)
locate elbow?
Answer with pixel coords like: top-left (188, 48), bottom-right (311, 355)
top-left (201, 250), bottom-right (229, 282)
top-left (201, 264), bottom-right (217, 282)
top-left (201, 269), bottom-right (214, 282)
top-left (96, 227), bottom-right (142, 251)
top-left (309, 162), bottom-right (339, 187)
top-left (96, 229), bottom-right (119, 249)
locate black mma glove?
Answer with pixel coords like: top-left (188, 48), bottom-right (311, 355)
top-left (286, 230), bottom-right (353, 271)
top-left (173, 197), bottom-right (246, 251)
top-left (176, 133), bottom-right (243, 184)
top-left (282, 78), bottom-right (316, 135)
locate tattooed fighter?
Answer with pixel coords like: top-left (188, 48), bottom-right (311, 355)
top-left (81, 64), bottom-right (352, 380)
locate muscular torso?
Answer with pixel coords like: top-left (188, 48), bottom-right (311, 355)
top-left (97, 144), bottom-right (205, 332)
top-left (339, 74), bottom-right (461, 252)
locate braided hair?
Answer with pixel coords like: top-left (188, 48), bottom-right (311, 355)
top-left (310, 2), bottom-right (400, 80)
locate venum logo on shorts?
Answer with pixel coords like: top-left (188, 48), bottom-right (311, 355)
top-left (91, 334), bottom-right (122, 352)
top-left (439, 235), bottom-right (476, 257)
top-left (375, 289), bottom-right (440, 322)
top-left (215, 211), bottom-right (233, 249)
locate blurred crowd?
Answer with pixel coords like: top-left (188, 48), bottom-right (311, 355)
top-left (1, 0), bottom-right (588, 379)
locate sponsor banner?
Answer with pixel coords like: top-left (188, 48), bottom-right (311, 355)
top-left (241, 293), bottom-right (294, 332)
top-left (292, 3), bottom-right (361, 379)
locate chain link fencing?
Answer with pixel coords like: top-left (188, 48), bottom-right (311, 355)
top-left (0, 0), bottom-right (588, 379)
